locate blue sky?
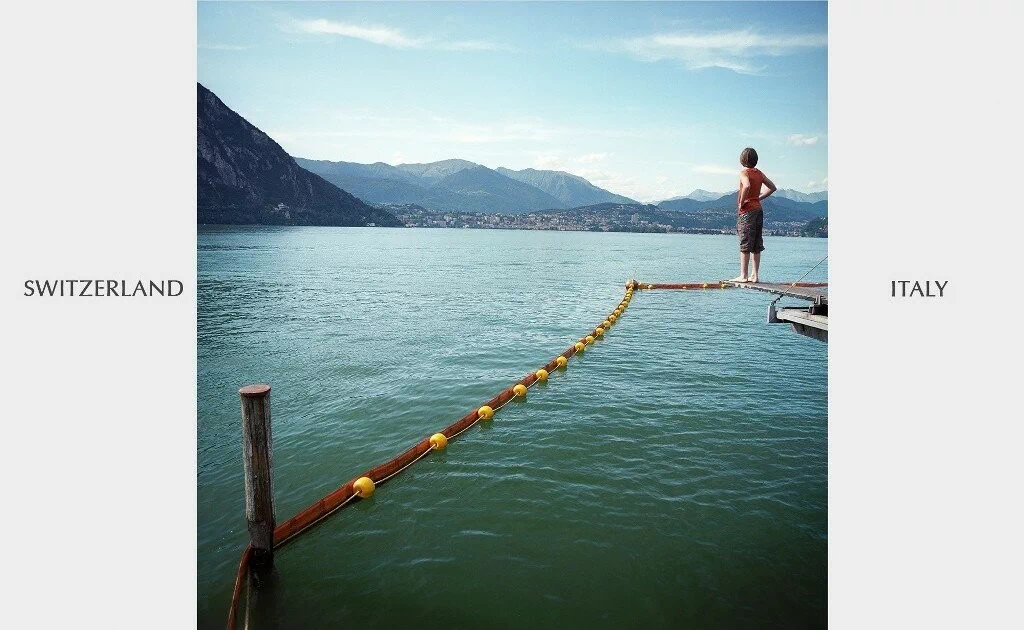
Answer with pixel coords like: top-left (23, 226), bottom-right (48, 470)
top-left (199, 1), bottom-right (827, 202)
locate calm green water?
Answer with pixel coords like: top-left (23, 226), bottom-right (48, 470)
top-left (198, 227), bottom-right (827, 629)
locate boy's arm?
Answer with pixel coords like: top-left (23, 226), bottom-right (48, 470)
top-left (761, 174), bottom-right (774, 200)
top-left (738, 172), bottom-right (749, 212)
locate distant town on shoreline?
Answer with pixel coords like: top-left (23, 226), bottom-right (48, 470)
top-left (389, 204), bottom-right (828, 237)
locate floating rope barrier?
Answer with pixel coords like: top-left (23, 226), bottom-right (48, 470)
top-left (224, 277), bottom-right (828, 628)
top-left (227, 280), bottom-right (644, 629)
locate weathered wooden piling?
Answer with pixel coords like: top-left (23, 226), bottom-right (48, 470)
top-left (239, 383), bottom-right (275, 569)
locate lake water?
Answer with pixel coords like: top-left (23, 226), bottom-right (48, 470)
top-left (198, 227), bottom-right (828, 629)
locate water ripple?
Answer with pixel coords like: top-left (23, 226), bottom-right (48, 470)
top-left (198, 227), bottom-right (827, 629)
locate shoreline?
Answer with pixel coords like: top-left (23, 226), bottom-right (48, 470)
top-left (197, 223), bottom-right (827, 238)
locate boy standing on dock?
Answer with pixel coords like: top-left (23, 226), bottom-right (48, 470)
top-left (731, 147), bottom-right (776, 283)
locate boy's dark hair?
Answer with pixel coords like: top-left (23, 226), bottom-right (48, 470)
top-left (740, 147), bottom-right (758, 168)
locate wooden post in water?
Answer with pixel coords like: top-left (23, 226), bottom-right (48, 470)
top-left (239, 384), bottom-right (275, 569)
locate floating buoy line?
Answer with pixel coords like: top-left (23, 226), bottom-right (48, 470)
top-left (225, 278), bottom-right (828, 629)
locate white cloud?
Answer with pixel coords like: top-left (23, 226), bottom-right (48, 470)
top-left (533, 155), bottom-right (567, 170)
top-left (576, 168), bottom-right (639, 196)
top-left (532, 152), bottom-right (613, 173)
top-left (693, 164), bottom-right (737, 175)
top-left (291, 18), bottom-right (422, 48)
top-left (286, 17), bottom-right (510, 52)
top-left (788, 133), bottom-right (819, 146)
top-left (595, 29), bottom-right (826, 74)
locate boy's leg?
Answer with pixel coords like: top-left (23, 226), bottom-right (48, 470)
top-left (731, 251), bottom-right (750, 282)
top-left (751, 252), bottom-right (760, 283)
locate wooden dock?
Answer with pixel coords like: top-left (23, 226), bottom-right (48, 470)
top-left (726, 281), bottom-right (827, 305)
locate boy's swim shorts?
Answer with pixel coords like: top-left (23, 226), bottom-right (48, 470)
top-left (737, 209), bottom-right (765, 253)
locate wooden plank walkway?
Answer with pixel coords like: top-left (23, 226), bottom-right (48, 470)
top-left (727, 281), bottom-right (827, 304)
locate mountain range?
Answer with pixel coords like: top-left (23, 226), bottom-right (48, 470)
top-left (296, 154), bottom-right (828, 217)
top-left (295, 158), bottom-right (637, 214)
top-left (197, 83), bottom-right (826, 229)
top-left (197, 84), bottom-right (400, 226)
top-left (661, 187), bottom-right (827, 204)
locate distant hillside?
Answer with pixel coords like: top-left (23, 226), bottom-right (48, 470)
top-left (290, 160), bottom-right (432, 205)
top-left (197, 85), bottom-right (400, 226)
top-left (432, 165), bottom-right (565, 212)
top-left (496, 167), bottom-right (637, 206)
top-left (801, 216), bottom-right (828, 237)
top-left (657, 196), bottom-right (715, 213)
top-left (776, 188), bottom-right (828, 203)
top-left (296, 157), bottom-right (633, 214)
top-left (395, 159), bottom-right (479, 181)
top-left (661, 189), bottom-right (726, 203)
top-left (658, 192), bottom-right (827, 226)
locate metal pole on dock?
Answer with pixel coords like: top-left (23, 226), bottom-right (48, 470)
top-left (239, 384), bottom-right (275, 569)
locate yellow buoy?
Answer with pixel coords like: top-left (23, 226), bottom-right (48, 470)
top-left (429, 433), bottom-right (448, 450)
top-left (513, 383), bottom-right (527, 397)
top-left (478, 405), bottom-right (494, 420)
top-left (574, 342), bottom-right (585, 353)
top-left (353, 476), bottom-right (375, 498)
top-left (556, 356), bottom-right (567, 368)
top-left (536, 368), bottom-right (548, 381)
top-left (609, 314), bottom-right (617, 322)
top-left (595, 327), bottom-right (604, 336)
top-left (720, 283), bottom-right (727, 289)
top-left (602, 320), bottom-right (611, 328)
top-left (585, 335), bottom-right (595, 344)
top-left (646, 284), bottom-right (653, 290)
top-left (702, 283), bottom-right (708, 289)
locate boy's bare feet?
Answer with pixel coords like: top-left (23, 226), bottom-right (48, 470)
top-left (729, 276), bottom-right (749, 282)
top-left (749, 275), bottom-right (758, 283)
